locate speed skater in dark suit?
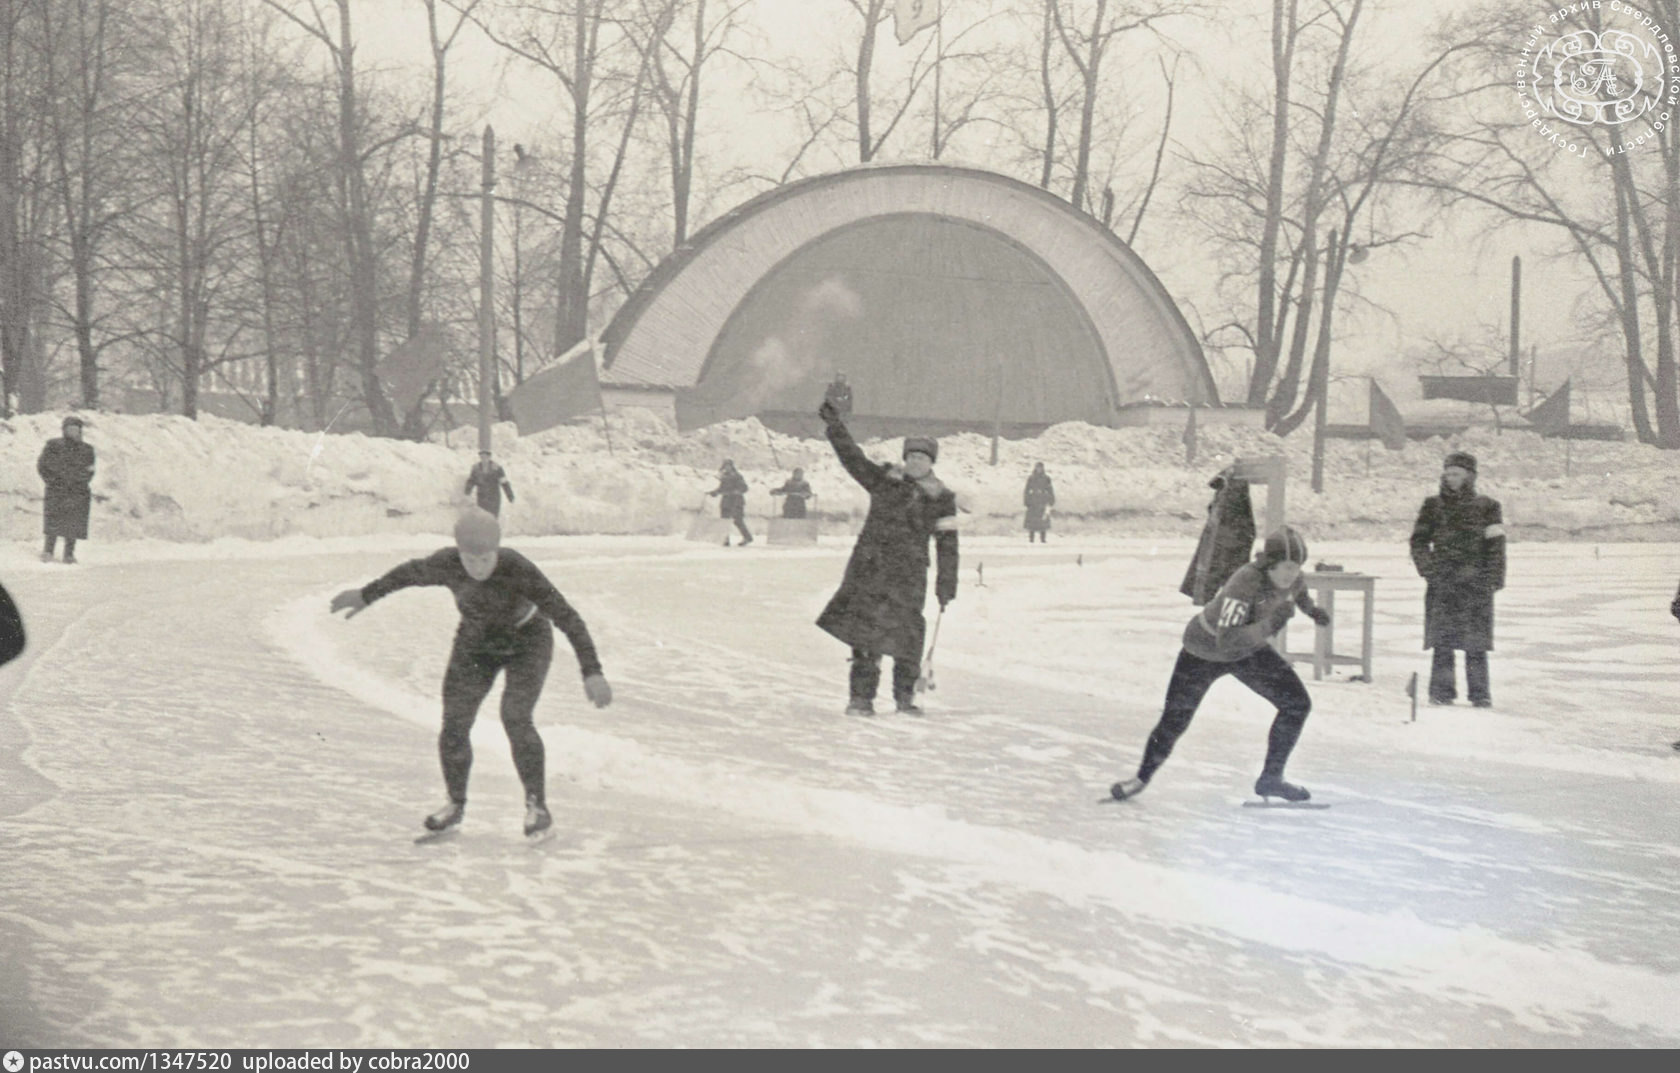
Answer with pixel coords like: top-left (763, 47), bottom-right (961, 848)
top-left (330, 508), bottom-right (613, 837)
top-left (1111, 527), bottom-right (1330, 803)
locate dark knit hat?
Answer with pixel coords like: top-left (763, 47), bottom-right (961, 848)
top-left (1260, 526), bottom-right (1309, 566)
top-left (453, 508), bottom-right (501, 554)
top-left (1442, 451), bottom-right (1477, 474)
top-left (61, 414), bottom-right (85, 429)
top-left (902, 436), bottom-right (938, 463)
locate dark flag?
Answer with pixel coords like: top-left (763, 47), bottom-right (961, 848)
top-left (377, 323), bottom-right (452, 414)
top-left (508, 342), bottom-right (604, 436)
top-left (1369, 380), bottom-right (1408, 450)
top-left (1523, 378), bottom-right (1571, 435)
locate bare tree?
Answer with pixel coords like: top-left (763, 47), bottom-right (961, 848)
top-left (261, 0), bottom-right (401, 434)
top-left (0, 0), bottom-right (61, 413)
top-left (1416, 1), bottom-right (1680, 447)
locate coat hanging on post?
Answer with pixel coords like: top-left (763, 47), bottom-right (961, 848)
top-left (1179, 470), bottom-right (1257, 606)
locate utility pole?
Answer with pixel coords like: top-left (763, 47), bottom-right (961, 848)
top-left (478, 126), bottom-right (496, 454)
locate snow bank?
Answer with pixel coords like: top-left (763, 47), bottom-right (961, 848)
top-left (1, 408), bottom-right (1676, 544)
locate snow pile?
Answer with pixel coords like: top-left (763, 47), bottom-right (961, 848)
top-left (1, 408), bottom-right (1676, 545)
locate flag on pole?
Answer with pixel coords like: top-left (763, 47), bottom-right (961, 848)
top-left (1181, 405), bottom-right (1198, 464)
top-left (894, 0), bottom-right (940, 45)
top-left (1368, 379), bottom-right (1408, 450)
top-left (377, 323), bottom-right (452, 414)
top-left (507, 339), bottom-right (604, 436)
top-left (1523, 377), bottom-right (1571, 435)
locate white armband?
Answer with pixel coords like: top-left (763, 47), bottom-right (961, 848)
top-left (1484, 524), bottom-right (1505, 539)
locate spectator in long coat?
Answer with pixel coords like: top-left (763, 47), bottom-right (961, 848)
top-left (707, 460), bottom-right (752, 546)
top-left (1410, 451), bottom-right (1506, 707)
top-left (0, 581), bottom-right (24, 667)
top-left (1180, 468), bottom-right (1257, 606)
top-left (815, 397), bottom-right (958, 716)
top-left (1023, 463), bottom-right (1055, 543)
top-left (464, 451), bottom-right (515, 517)
top-left (770, 468), bottom-right (814, 519)
top-left (1671, 579), bottom-right (1680, 751)
top-left (38, 415), bottom-right (95, 564)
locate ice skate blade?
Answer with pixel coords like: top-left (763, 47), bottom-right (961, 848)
top-left (413, 827), bottom-right (462, 845)
top-left (1243, 799), bottom-right (1331, 810)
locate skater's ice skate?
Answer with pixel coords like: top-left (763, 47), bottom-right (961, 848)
top-left (1253, 774), bottom-right (1311, 803)
top-left (423, 800), bottom-right (465, 832)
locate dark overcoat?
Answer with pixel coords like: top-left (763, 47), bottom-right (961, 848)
top-left (772, 477), bottom-right (813, 519)
top-left (38, 436), bottom-right (95, 539)
top-left (464, 461), bottom-right (513, 516)
top-left (1179, 474), bottom-right (1256, 606)
top-left (1023, 472), bottom-right (1055, 531)
top-left (0, 581), bottom-right (24, 667)
top-left (712, 470), bottom-right (748, 519)
top-left (816, 420), bottom-right (958, 660)
top-left (1410, 479), bottom-right (1506, 651)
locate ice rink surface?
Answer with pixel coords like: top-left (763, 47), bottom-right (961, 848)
top-left (2, 535), bottom-right (1677, 1047)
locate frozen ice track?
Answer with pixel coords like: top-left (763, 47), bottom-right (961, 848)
top-left (1, 539), bottom-right (1677, 1046)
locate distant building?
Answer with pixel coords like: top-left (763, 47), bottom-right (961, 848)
top-left (599, 165), bottom-right (1218, 438)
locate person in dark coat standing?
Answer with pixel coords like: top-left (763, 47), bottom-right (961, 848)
top-left (1023, 463), bottom-right (1055, 543)
top-left (38, 415), bottom-right (95, 564)
top-left (1670, 579), bottom-right (1679, 751)
top-left (824, 372), bottom-right (853, 417)
top-left (464, 451), bottom-right (515, 517)
top-left (1112, 527), bottom-right (1331, 804)
top-left (329, 508), bottom-right (613, 839)
top-left (0, 581), bottom-right (24, 667)
top-left (816, 397), bottom-right (958, 716)
top-left (1179, 468), bottom-right (1258, 606)
top-left (770, 468), bottom-right (814, 519)
top-left (1410, 451), bottom-right (1506, 708)
top-left (707, 460), bottom-right (753, 546)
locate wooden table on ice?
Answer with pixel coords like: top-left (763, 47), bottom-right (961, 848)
top-left (1274, 571), bottom-right (1377, 682)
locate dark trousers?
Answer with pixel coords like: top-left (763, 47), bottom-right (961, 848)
top-left (727, 516), bottom-right (752, 542)
top-left (1430, 647), bottom-right (1490, 704)
top-left (1138, 645), bottom-right (1312, 783)
top-left (438, 621), bottom-right (553, 805)
top-left (850, 647), bottom-right (920, 704)
top-left (43, 535), bottom-right (77, 559)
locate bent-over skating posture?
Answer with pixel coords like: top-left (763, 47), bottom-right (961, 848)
top-left (1112, 527), bottom-right (1330, 803)
top-left (815, 397), bottom-right (957, 715)
top-left (329, 509), bottom-right (613, 837)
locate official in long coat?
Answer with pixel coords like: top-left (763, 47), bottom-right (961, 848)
top-left (38, 415), bottom-right (95, 563)
top-left (1410, 450), bottom-right (1506, 707)
top-left (816, 398), bottom-right (957, 715)
top-left (1023, 463), bottom-right (1055, 542)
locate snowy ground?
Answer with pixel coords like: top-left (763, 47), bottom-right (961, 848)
top-left (2, 532), bottom-right (1677, 1047)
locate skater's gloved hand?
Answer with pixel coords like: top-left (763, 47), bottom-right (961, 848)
top-left (1671, 595), bottom-right (1680, 621)
top-left (330, 589), bottom-right (367, 618)
top-left (1265, 605), bottom-right (1294, 632)
top-left (1307, 606), bottom-right (1331, 627)
top-left (818, 399), bottom-right (841, 426)
top-left (583, 673), bottom-right (613, 708)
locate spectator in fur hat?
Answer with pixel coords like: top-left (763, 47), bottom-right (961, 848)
top-left (815, 397), bottom-right (957, 716)
top-left (1411, 451), bottom-right (1506, 708)
top-left (1111, 526), bottom-right (1330, 804)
